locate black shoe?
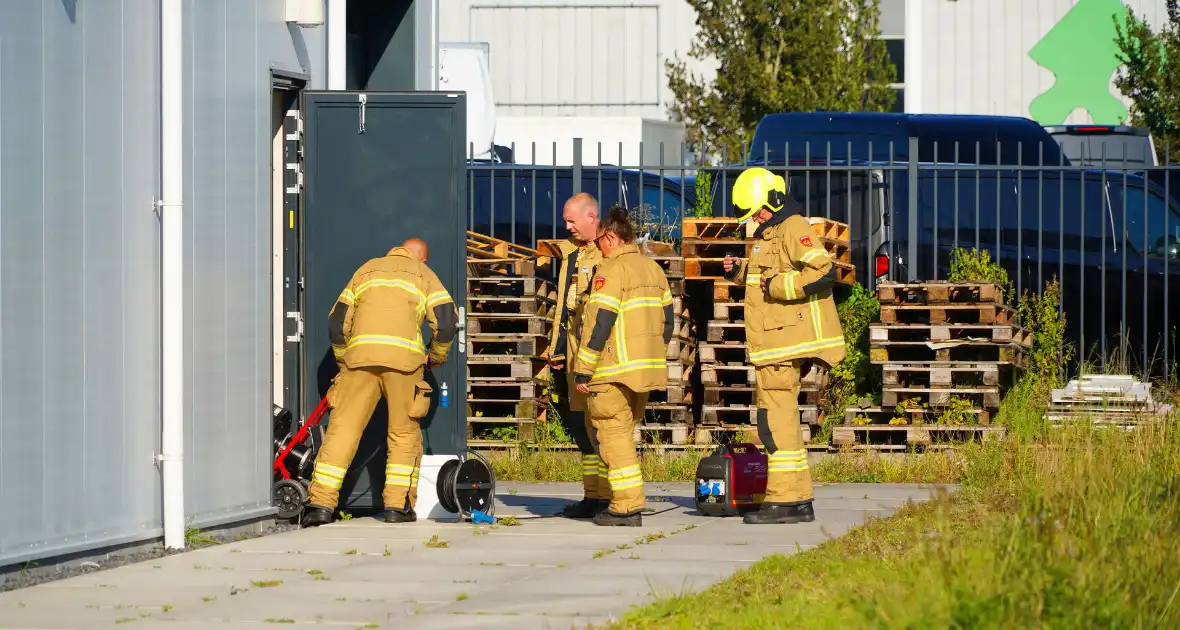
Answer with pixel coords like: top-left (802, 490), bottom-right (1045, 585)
top-left (561, 498), bottom-right (609, 519)
top-left (743, 501), bottom-right (815, 525)
top-left (592, 509), bottom-right (642, 527)
top-left (382, 508), bottom-right (417, 523)
top-left (301, 505), bottom-right (334, 528)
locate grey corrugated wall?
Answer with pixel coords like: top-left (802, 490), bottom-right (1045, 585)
top-left (0, 0), bottom-right (325, 567)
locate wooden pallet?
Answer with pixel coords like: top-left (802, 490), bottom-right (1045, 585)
top-left (698, 342), bottom-right (747, 365)
top-left (682, 217), bottom-right (756, 240)
top-left (646, 382), bottom-right (691, 406)
top-left (467, 380), bottom-right (542, 400)
top-left (711, 302), bottom-right (746, 322)
top-left (639, 405), bottom-right (692, 426)
top-left (706, 321), bottom-right (747, 344)
top-left (879, 302), bottom-right (1014, 325)
top-left (466, 313), bottom-right (552, 336)
top-left (844, 405), bottom-right (992, 426)
top-left (467, 257), bottom-right (537, 278)
top-left (633, 423), bottom-right (690, 445)
top-left (699, 404), bottom-right (821, 426)
top-left (709, 282), bottom-right (746, 302)
top-left (703, 385), bottom-right (822, 407)
top-left (466, 355), bottom-right (549, 381)
top-left (881, 362), bottom-right (1014, 389)
top-left (467, 418), bottom-right (534, 441)
top-left (876, 281), bottom-right (1005, 305)
top-left (467, 276), bottom-right (556, 301)
top-left (869, 342), bottom-right (1025, 366)
top-left (467, 398), bottom-right (542, 420)
top-left (648, 256), bottom-right (685, 279)
top-left (467, 230), bottom-right (538, 261)
top-left (831, 424), bottom-right (1005, 450)
top-left (467, 333), bottom-right (548, 358)
top-left (685, 258), bottom-right (856, 284)
top-left (666, 337), bottom-right (697, 363)
top-left (467, 295), bottom-right (556, 318)
top-left (701, 364), bottom-right (756, 386)
top-left (807, 217), bottom-right (850, 242)
top-left (681, 238), bottom-right (754, 260)
top-left (882, 386), bottom-right (1001, 409)
top-left (869, 324), bottom-right (1032, 347)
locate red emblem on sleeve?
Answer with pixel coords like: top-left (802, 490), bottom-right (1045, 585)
top-left (799, 235), bottom-right (813, 247)
top-left (593, 276), bottom-right (606, 291)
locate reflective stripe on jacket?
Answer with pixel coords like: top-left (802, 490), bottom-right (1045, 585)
top-left (725, 211), bottom-right (846, 368)
top-left (548, 239), bottom-right (604, 362)
top-left (327, 247), bottom-right (459, 371)
top-left (572, 243), bottom-right (674, 391)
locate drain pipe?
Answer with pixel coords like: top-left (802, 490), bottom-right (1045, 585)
top-left (159, 0), bottom-right (186, 551)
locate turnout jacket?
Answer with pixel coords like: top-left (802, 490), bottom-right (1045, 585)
top-left (723, 208), bottom-right (846, 369)
top-left (572, 244), bottom-right (674, 391)
top-left (328, 247), bottom-right (459, 371)
top-left (548, 238), bottom-right (604, 363)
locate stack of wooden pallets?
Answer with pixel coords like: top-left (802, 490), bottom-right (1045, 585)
top-left (465, 231), bottom-right (555, 444)
top-left (1046, 374), bottom-right (1173, 429)
top-left (683, 217), bottom-right (853, 447)
top-left (838, 281), bottom-right (1024, 450)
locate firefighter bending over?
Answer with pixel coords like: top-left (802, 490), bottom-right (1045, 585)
top-left (723, 167), bottom-right (845, 525)
top-left (542, 192), bottom-right (610, 518)
top-left (572, 206), bottom-right (674, 527)
top-left (303, 237), bottom-right (459, 528)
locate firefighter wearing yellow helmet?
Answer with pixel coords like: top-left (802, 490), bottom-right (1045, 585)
top-left (722, 166), bottom-right (845, 525)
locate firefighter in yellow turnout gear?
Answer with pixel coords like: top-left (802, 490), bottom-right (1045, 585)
top-left (723, 167), bottom-right (846, 525)
top-left (572, 206), bottom-right (675, 527)
top-left (303, 238), bottom-right (459, 528)
top-left (544, 194), bottom-right (610, 518)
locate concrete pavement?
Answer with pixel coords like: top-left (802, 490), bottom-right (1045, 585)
top-left (0, 482), bottom-right (949, 629)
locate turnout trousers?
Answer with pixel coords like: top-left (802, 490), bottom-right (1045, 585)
top-left (754, 361), bottom-right (814, 504)
top-left (308, 365), bottom-right (426, 511)
top-left (587, 383), bottom-right (648, 514)
top-left (565, 369), bottom-right (611, 501)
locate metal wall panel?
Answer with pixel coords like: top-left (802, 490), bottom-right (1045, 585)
top-left (0, 0), bottom-right (326, 566)
top-left (440, 0), bottom-right (713, 118)
top-left (181, 0), bottom-right (324, 528)
top-left (0, 0), bottom-right (163, 567)
top-left (913, 0), bottom-right (1171, 123)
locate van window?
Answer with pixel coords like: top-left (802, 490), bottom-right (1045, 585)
top-left (1117, 183), bottom-right (1180, 259)
top-left (787, 172), bottom-right (868, 225)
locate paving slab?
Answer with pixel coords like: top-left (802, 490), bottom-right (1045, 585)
top-left (0, 482), bottom-right (952, 629)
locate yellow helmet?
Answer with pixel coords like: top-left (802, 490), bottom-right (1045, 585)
top-left (731, 167), bottom-right (787, 224)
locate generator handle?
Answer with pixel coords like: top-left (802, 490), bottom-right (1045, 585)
top-left (724, 442), bottom-right (761, 455)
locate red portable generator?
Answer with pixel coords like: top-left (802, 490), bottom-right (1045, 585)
top-left (694, 442), bottom-right (768, 516)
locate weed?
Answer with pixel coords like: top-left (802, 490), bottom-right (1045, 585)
top-left (497, 515), bottom-right (521, 527)
top-left (456, 592), bottom-right (469, 601)
top-left (383, 544), bottom-right (391, 556)
top-left (263, 619), bottom-right (295, 624)
top-left (114, 618), bottom-right (137, 624)
top-left (251, 580), bottom-right (282, 588)
top-left (315, 575), bottom-right (330, 581)
top-left (337, 511), bottom-right (353, 521)
top-left (202, 596), bottom-right (216, 603)
top-left (424, 535), bottom-right (449, 549)
top-left (162, 605), bottom-right (172, 613)
top-left (342, 548), bottom-right (358, 555)
top-left (183, 526), bottom-right (216, 546)
top-left (306, 569), bottom-right (323, 575)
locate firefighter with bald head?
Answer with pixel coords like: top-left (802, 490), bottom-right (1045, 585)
top-left (543, 192), bottom-right (611, 518)
top-left (302, 237), bottom-right (459, 527)
top-left (572, 206), bottom-right (675, 527)
top-left (722, 167), bottom-right (845, 525)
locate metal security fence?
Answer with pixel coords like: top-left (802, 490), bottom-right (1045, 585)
top-left (468, 138), bottom-right (1180, 379)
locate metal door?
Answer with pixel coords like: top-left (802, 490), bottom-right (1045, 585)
top-left (301, 91), bottom-right (468, 510)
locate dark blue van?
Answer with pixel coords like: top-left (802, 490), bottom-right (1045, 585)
top-left (467, 165), bottom-right (692, 246)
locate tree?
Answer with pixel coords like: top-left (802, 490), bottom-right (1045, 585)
top-left (666, 0), bottom-right (897, 160)
top-left (1113, 0), bottom-right (1180, 162)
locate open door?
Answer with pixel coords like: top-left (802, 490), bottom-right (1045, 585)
top-left (300, 91), bottom-right (468, 510)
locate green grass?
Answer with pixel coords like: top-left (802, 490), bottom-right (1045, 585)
top-left (599, 419), bottom-right (1180, 629)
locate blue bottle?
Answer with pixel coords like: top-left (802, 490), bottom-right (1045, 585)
top-left (440, 382), bottom-right (449, 409)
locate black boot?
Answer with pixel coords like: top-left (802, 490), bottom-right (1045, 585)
top-left (382, 508), bottom-right (417, 523)
top-left (561, 498), bottom-right (609, 519)
top-left (742, 501), bottom-right (815, 525)
top-left (301, 504), bottom-right (334, 528)
top-left (592, 509), bottom-right (642, 527)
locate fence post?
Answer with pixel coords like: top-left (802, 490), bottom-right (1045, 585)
top-left (572, 137), bottom-right (583, 194)
top-left (907, 136), bottom-right (919, 282)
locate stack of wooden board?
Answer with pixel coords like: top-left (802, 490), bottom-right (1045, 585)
top-left (466, 231), bottom-right (555, 444)
top-left (838, 281), bottom-right (1023, 450)
top-left (1046, 374), bottom-right (1173, 429)
top-left (682, 217), bottom-right (846, 447)
top-left (635, 244), bottom-right (696, 445)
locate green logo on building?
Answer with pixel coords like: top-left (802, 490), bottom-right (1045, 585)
top-left (1028, 0), bottom-right (1131, 125)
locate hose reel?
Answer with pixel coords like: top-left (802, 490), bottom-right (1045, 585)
top-left (435, 450), bottom-right (497, 520)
